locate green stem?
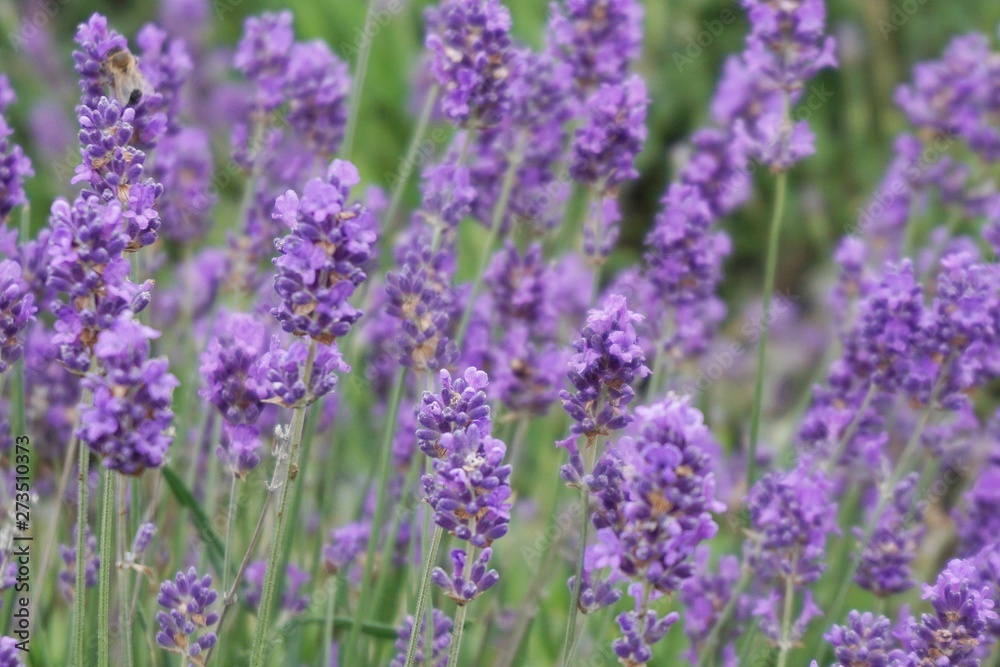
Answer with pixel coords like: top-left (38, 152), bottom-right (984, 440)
top-left (746, 169), bottom-right (789, 489)
top-left (344, 368), bottom-right (408, 664)
top-left (32, 428), bottom-right (77, 639)
top-left (447, 547), bottom-right (477, 667)
top-left (455, 129), bottom-right (529, 346)
top-left (117, 475), bottom-right (134, 667)
top-left (73, 418), bottom-right (91, 666)
top-left (404, 526), bottom-right (444, 667)
top-left (560, 438), bottom-right (597, 666)
top-left (97, 468), bottom-right (115, 667)
top-left (323, 576), bottom-right (339, 667)
top-left (775, 577), bottom-right (795, 667)
top-left (222, 476), bottom-right (238, 592)
top-left (384, 85), bottom-right (441, 237)
top-left (249, 341), bottom-right (318, 667)
top-left (371, 450), bottom-right (424, 618)
top-left (341, 0), bottom-right (380, 160)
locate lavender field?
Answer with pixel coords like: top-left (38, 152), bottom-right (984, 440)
top-left (2, 0), bottom-right (1000, 665)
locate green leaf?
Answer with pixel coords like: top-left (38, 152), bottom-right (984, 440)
top-left (162, 466), bottom-right (225, 576)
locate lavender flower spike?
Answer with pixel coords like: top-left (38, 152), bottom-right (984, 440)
top-left (77, 315), bottom-right (178, 475)
top-left (424, 0), bottom-right (514, 127)
top-left (559, 293), bottom-right (650, 444)
top-left (155, 568), bottom-right (220, 665)
top-left (0, 260), bottom-right (37, 374)
top-left (271, 159), bottom-right (377, 344)
top-left (0, 75), bottom-right (33, 224)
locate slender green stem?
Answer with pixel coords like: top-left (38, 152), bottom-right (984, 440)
top-left (32, 429), bottom-right (77, 638)
top-left (455, 129), bottom-right (529, 345)
top-left (97, 468), bottom-right (115, 667)
top-left (222, 476), bottom-right (239, 592)
top-left (384, 85), bottom-right (441, 236)
top-left (249, 342), bottom-right (317, 667)
top-left (746, 169), bottom-right (789, 489)
top-left (775, 577), bottom-right (795, 667)
top-left (404, 526), bottom-right (444, 667)
top-left (323, 576), bottom-right (339, 667)
top-left (73, 420), bottom-right (91, 666)
top-left (341, 0), bottom-right (380, 160)
top-left (345, 368), bottom-right (408, 663)
top-left (371, 451), bottom-right (424, 617)
top-left (560, 438), bottom-right (598, 666)
top-left (447, 546), bottom-right (477, 667)
top-left (117, 475), bottom-right (134, 667)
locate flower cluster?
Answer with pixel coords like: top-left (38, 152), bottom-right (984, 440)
top-left (384, 235), bottom-right (459, 372)
top-left (854, 473), bottom-right (924, 597)
top-left (416, 367), bottom-right (491, 457)
top-left (419, 368), bottom-right (511, 606)
top-left (271, 159), bottom-right (376, 344)
top-left (0, 259), bottom-right (36, 374)
top-left (559, 294), bottom-right (649, 444)
top-left (0, 75), bottom-right (33, 224)
top-left (424, 0), bottom-right (514, 127)
top-left (256, 336), bottom-right (349, 409)
top-left (155, 568), bottom-right (220, 665)
top-left (390, 608), bottom-right (453, 667)
top-left (243, 561), bottom-right (311, 615)
top-left (235, 11), bottom-right (351, 155)
top-left (200, 312), bottom-right (270, 477)
top-left (77, 316), bottom-right (178, 475)
top-left (59, 526), bottom-right (100, 601)
top-left (595, 397), bottom-right (725, 593)
top-left (546, 0), bottom-right (643, 95)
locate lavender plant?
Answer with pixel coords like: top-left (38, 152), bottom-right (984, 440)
top-left (4, 1), bottom-right (1000, 666)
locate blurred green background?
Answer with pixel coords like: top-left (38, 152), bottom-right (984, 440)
top-left (2, 0), bottom-right (1000, 308)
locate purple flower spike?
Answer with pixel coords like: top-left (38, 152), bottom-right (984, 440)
top-left (596, 396), bottom-right (726, 594)
top-left (854, 473), bottom-right (924, 597)
top-left (235, 11), bottom-right (295, 112)
top-left (59, 525), bottom-right (100, 601)
top-left (546, 0), bottom-right (643, 95)
top-left (744, 458), bottom-right (837, 586)
top-left (272, 159), bottom-right (376, 344)
top-left (284, 41), bottom-right (351, 156)
top-left (568, 565), bottom-right (622, 613)
top-left (559, 294), bottom-right (650, 443)
top-left (257, 337), bottom-right (350, 409)
top-left (384, 235), bottom-right (459, 372)
top-left (200, 312), bottom-right (270, 476)
top-left (900, 558), bottom-right (997, 664)
top-left (431, 548), bottom-right (500, 606)
top-left (612, 607), bottom-right (679, 665)
top-left (824, 611), bottom-right (902, 667)
top-left (421, 424), bottom-right (512, 549)
top-left (78, 315), bottom-right (178, 475)
top-left (0, 75), bottom-right (33, 224)
top-left (416, 367), bottom-right (491, 458)
top-left (570, 75), bottom-right (649, 191)
top-left (0, 637), bottom-right (24, 667)
top-left (390, 609), bottom-right (452, 667)
top-left (72, 14), bottom-right (129, 109)
top-left (155, 568), bottom-right (220, 664)
top-left (424, 0), bottom-right (514, 128)
top-left (0, 260), bottom-right (36, 374)
top-left (153, 128), bottom-right (217, 243)
top-left (244, 561), bottom-right (311, 615)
